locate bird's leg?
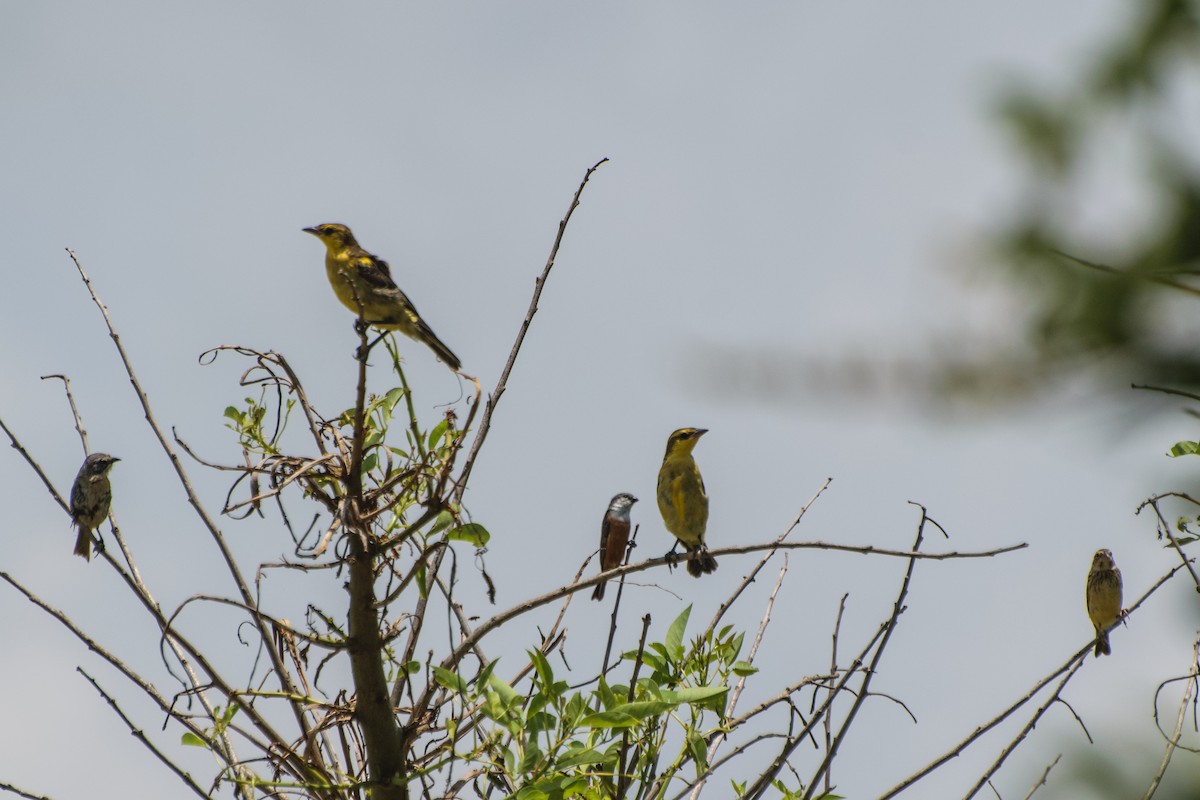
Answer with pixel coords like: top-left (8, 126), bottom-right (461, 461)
top-left (93, 532), bottom-right (106, 556)
top-left (353, 324), bottom-right (388, 363)
top-left (663, 540), bottom-right (682, 572)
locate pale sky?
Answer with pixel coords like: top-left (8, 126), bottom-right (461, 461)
top-left (2, 3), bottom-right (1197, 798)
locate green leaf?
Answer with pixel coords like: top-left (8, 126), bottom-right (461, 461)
top-left (433, 666), bottom-right (468, 694)
top-left (530, 649), bottom-right (554, 689)
top-left (554, 745), bottom-right (608, 769)
top-left (1168, 440), bottom-right (1200, 457)
top-left (686, 731), bottom-right (708, 768)
top-left (731, 660), bottom-right (758, 676)
top-left (223, 406), bottom-right (242, 423)
top-left (607, 699), bottom-right (677, 719)
top-left (449, 523), bottom-right (490, 547)
top-left (666, 605), bottom-right (692, 661)
top-left (518, 742), bottom-right (544, 774)
top-left (596, 676), bottom-right (618, 710)
top-left (664, 686), bottom-right (727, 705)
top-left (487, 670), bottom-right (520, 706)
top-left (382, 387), bottom-right (406, 413)
top-left (428, 418), bottom-right (450, 450)
top-left (181, 732), bottom-right (207, 747)
top-left (477, 659), bottom-right (498, 687)
top-left (429, 510), bottom-right (455, 535)
top-left (581, 710), bottom-right (639, 729)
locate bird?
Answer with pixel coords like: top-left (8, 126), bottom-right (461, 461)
top-left (593, 493), bottom-right (637, 601)
top-left (657, 427), bottom-right (717, 577)
top-left (1086, 548), bottom-right (1123, 656)
top-left (302, 223), bottom-right (461, 371)
top-left (70, 452), bottom-right (119, 561)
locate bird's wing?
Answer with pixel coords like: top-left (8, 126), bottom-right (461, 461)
top-left (354, 253), bottom-right (401, 291)
top-left (598, 515), bottom-right (611, 560)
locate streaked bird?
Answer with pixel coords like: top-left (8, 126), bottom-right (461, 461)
top-left (1086, 548), bottom-right (1123, 656)
top-left (593, 493), bottom-right (638, 601)
top-left (657, 427), bottom-right (717, 577)
top-left (302, 223), bottom-right (461, 371)
top-left (70, 453), bottom-right (119, 561)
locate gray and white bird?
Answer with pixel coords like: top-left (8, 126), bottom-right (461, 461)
top-left (70, 453), bottom-right (119, 561)
top-left (593, 493), bottom-right (638, 601)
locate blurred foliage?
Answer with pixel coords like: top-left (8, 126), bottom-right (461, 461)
top-left (692, 0), bottom-right (1200, 412)
top-left (988, 0), bottom-right (1200, 398)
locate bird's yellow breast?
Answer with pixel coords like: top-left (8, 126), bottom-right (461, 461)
top-left (322, 252), bottom-right (362, 313)
top-left (657, 454), bottom-right (708, 546)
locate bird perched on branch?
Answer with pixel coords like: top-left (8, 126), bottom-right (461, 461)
top-left (593, 493), bottom-right (637, 601)
top-left (1086, 548), bottom-right (1123, 656)
top-left (657, 428), bottom-right (717, 577)
top-left (70, 452), bottom-right (119, 561)
top-left (302, 223), bottom-right (461, 371)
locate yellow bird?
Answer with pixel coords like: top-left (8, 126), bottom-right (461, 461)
top-left (657, 427), bottom-right (717, 577)
top-left (303, 223), bottom-right (461, 371)
top-left (1086, 548), bottom-right (1123, 656)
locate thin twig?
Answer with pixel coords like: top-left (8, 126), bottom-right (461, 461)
top-left (0, 783), bottom-right (53, 800)
top-left (0, 416), bottom-right (69, 514)
top-left (802, 504), bottom-right (930, 798)
top-left (616, 614), bottom-right (653, 800)
top-left (705, 478), bottom-right (831, 638)
top-left (1135, 493), bottom-right (1200, 593)
top-left (40, 373), bottom-right (90, 452)
top-left (877, 561), bottom-right (1188, 800)
top-left (65, 249), bottom-right (328, 793)
top-left (963, 657), bottom-right (1087, 799)
top-left (690, 558), bottom-right (790, 799)
top-left (1022, 754), bottom-right (1061, 800)
top-left (1052, 249), bottom-right (1200, 297)
top-left (79, 668), bottom-right (209, 798)
top-left (1131, 383), bottom-right (1200, 404)
top-left (1143, 635), bottom-right (1200, 799)
top-left (452, 157), bottom-right (608, 502)
top-left (824, 593), bottom-right (850, 797)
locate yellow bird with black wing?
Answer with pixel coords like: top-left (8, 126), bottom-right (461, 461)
top-left (303, 223), bottom-right (461, 371)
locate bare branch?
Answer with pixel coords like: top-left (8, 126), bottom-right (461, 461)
top-left (453, 157), bottom-right (608, 501)
top-left (1022, 754), bottom-right (1062, 800)
top-left (1143, 634), bottom-right (1200, 799)
top-left (877, 561), bottom-right (1188, 799)
top-left (79, 668), bottom-right (210, 798)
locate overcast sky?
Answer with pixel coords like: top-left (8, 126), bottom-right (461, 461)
top-left (2, 3), bottom-right (1197, 798)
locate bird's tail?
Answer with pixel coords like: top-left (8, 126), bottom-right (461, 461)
top-left (74, 527), bottom-right (92, 561)
top-left (686, 546), bottom-right (718, 578)
top-left (416, 321), bottom-right (462, 372)
top-left (1094, 630), bottom-right (1111, 657)
top-left (591, 582), bottom-right (606, 601)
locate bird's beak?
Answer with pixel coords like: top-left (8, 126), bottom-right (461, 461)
top-left (302, 226), bottom-right (319, 235)
top-left (695, 428), bottom-right (709, 436)
top-left (630, 496), bottom-right (639, 503)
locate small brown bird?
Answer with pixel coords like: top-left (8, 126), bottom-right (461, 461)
top-left (70, 453), bottom-right (119, 561)
top-left (657, 427), bottom-right (717, 577)
top-left (1086, 548), bottom-right (1123, 656)
top-left (593, 493), bottom-right (637, 601)
top-left (302, 223), bottom-right (461, 371)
